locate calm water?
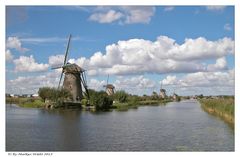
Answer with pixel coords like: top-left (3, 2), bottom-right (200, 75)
top-left (6, 100), bottom-right (234, 151)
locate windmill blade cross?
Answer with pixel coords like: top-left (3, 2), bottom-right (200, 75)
top-left (63, 34), bottom-right (72, 65)
top-left (62, 63), bottom-right (74, 68)
top-left (81, 72), bottom-right (90, 100)
top-left (107, 74), bottom-right (109, 85)
top-left (51, 66), bottom-right (63, 70)
top-left (58, 71), bottom-right (64, 89)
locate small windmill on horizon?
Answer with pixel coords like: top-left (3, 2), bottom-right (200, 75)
top-left (159, 81), bottom-right (166, 99)
top-left (103, 74), bottom-right (115, 96)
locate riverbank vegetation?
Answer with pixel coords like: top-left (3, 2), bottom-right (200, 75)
top-left (6, 87), bottom-right (72, 108)
top-left (198, 96), bottom-right (234, 125)
top-left (111, 91), bottom-right (173, 111)
top-left (6, 97), bottom-right (45, 108)
top-left (6, 87), bottom-right (175, 111)
top-left (87, 89), bottom-right (113, 111)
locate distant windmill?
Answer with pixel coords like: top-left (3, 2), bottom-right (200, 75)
top-left (103, 75), bottom-right (115, 96)
top-left (172, 88), bottom-right (178, 100)
top-left (159, 81), bottom-right (166, 99)
top-left (52, 34), bottom-right (89, 102)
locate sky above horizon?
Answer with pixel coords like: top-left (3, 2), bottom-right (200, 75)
top-left (5, 6), bottom-right (234, 96)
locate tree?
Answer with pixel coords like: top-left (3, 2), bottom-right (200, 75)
top-left (198, 94), bottom-right (204, 99)
top-left (114, 90), bottom-right (128, 103)
top-left (151, 91), bottom-right (159, 100)
top-left (38, 87), bottom-right (72, 103)
top-left (38, 87), bottom-right (52, 102)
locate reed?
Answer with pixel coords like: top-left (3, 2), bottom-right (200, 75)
top-left (199, 97), bottom-right (234, 124)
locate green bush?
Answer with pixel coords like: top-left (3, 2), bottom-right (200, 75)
top-left (81, 98), bottom-right (88, 106)
top-left (127, 96), bottom-right (139, 106)
top-left (114, 90), bottom-right (128, 103)
top-left (176, 96), bottom-right (181, 102)
top-left (151, 91), bottom-right (159, 100)
top-left (19, 99), bottom-right (44, 108)
top-left (89, 89), bottom-right (113, 111)
top-left (38, 87), bottom-right (72, 103)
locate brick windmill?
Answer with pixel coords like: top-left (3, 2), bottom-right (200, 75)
top-left (159, 81), bottom-right (166, 99)
top-left (103, 75), bottom-right (115, 96)
top-left (52, 34), bottom-right (89, 102)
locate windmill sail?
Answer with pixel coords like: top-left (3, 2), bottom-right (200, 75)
top-left (81, 72), bottom-right (90, 100)
top-left (58, 34), bottom-right (71, 89)
top-left (63, 34), bottom-right (71, 65)
top-left (107, 74), bottom-right (109, 85)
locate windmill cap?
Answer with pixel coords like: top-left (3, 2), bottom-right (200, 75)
top-left (105, 84), bottom-right (115, 89)
top-left (160, 89), bottom-right (166, 92)
top-left (63, 63), bottom-right (85, 73)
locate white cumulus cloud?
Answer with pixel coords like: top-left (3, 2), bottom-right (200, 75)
top-left (13, 55), bottom-right (49, 72)
top-left (207, 57), bottom-right (228, 71)
top-left (6, 71), bottom-right (60, 94)
top-left (89, 10), bottom-right (123, 23)
top-left (179, 70), bottom-right (234, 88)
top-left (123, 6), bottom-right (155, 24)
top-left (162, 75), bottom-right (177, 85)
top-left (88, 79), bottom-right (106, 91)
top-left (48, 55), bottom-right (65, 67)
top-left (88, 6), bottom-right (155, 24)
top-left (160, 69), bottom-right (234, 95)
top-left (114, 75), bottom-right (156, 90)
top-left (169, 37), bottom-right (234, 60)
top-left (6, 36), bottom-right (29, 52)
top-left (69, 36), bottom-right (233, 76)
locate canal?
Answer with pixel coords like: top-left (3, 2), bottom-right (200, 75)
top-left (6, 100), bottom-right (234, 151)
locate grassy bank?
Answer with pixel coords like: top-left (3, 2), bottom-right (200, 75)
top-left (112, 99), bottom-right (172, 111)
top-left (6, 96), bottom-right (172, 111)
top-left (139, 99), bottom-right (172, 105)
top-left (6, 97), bottom-right (45, 108)
top-left (198, 97), bottom-right (234, 125)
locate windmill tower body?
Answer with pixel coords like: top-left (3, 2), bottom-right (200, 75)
top-left (103, 75), bottom-right (115, 96)
top-left (173, 93), bottom-right (177, 100)
top-left (63, 64), bottom-right (84, 101)
top-left (160, 89), bottom-right (166, 99)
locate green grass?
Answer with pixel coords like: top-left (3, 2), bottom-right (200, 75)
top-left (112, 102), bottom-right (138, 111)
top-left (139, 99), bottom-right (171, 105)
top-left (6, 97), bottom-right (29, 104)
top-left (112, 99), bottom-right (172, 111)
top-left (6, 97), bottom-right (45, 108)
top-left (19, 99), bottom-right (45, 108)
top-left (199, 97), bottom-right (234, 124)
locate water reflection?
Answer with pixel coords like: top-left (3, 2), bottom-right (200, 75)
top-left (6, 100), bottom-right (234, 151)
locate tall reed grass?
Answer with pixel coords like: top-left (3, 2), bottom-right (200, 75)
top-left (199, 97), bottom-right (234, 124)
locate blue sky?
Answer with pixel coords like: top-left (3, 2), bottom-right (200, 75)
top-left (6, 6), bottom-right (234, 96)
